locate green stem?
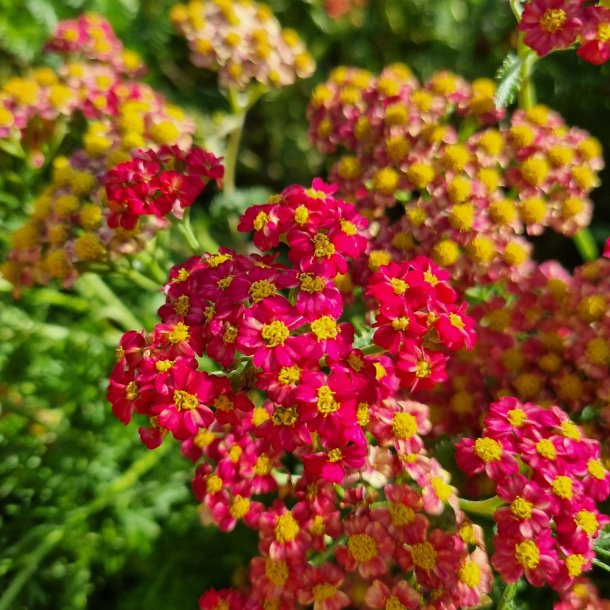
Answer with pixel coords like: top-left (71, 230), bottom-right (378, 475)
top-left (223, 109), bottom-right (246, 197)
top-left (497, 580), bottom-right (519, 610)
top-left (178, 208), bottom-right (202, 254)
top-left (76, 273), bottom-right (146, 330)
top-left (360, 344), bottom-right (384, 355)
top-left (593, 558), bottom-right (610, 573)
top-left (459, 495), bottom-right (505, 517)
top-left (0, 528), bottom-right (65, 610)
top-left (573, 228), bottom-right (599, 262)
top-left (115, 266), bottom-right (162, 293)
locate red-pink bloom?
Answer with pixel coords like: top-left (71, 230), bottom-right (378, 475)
top-left (364, 579), bottom-right (421, 609)
top-left (237, 298), bottom-right (305, 369)
top-left (604, 236), bottom-right (610, 258)
top-left (335, 515), bottom-right (395, 579)
top-left (432, 302), bottom-right (477, 351)
top-left (519, 0), bottom-right (582, 57)
top-left (492, 530), bottom-right (558, 587)
top-left (455, 435), bottom-right (519, 480)
top-left (396, 341), bottom-right (448, 391)
top-left (302, 435), bottom-right (367, 484)
top-left (398, 524), bottom-right (464, 589)
top-left (494, 474), bottom-right (551, 537)
top-left (578, 6), bottom-right (610, 65)
top-left (238, 203), bottom-right (282, 251)
top-left (372, 301), bottom-right (427, 353)
top-left (199, 588), bottom-right (245, 610)
top-left (150, 365), bottom-right (215, 440)
top-left (297, 564), bottom-right (350, 610)
top-left (286, 228), bottom-right (348, 277)
top-left (370, 483), bottom-right (427, 543)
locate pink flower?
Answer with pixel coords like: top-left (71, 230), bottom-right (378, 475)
top-left (302, 435), bottom-right (367, 484)
top-left (492, 530), bottom-right (558, 587)
top-left (364, 579), bottom-right (421, 609)
top-left (150, 365), bottom-right (215, 440)
top-left (335, 514), bottom-right (395, 578)
top-left (577, 6), bottom-right (610, 65)
top-left (519, 0), bottom-right (582, 57)
top-left (297, 564), bottom-right (350, 610)
top-left (456, 435), bottom-right (519, 480)
top-left (396, 341), bottom-right (448, 391)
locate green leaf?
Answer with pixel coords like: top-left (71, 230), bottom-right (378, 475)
top-left (495, 53), bottom-right (522, 109)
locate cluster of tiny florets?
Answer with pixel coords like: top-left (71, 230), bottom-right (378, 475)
top-left (171, 0), bottom-right (315, 91)
top-left (107, 177), bottom-right (493, 609)
top-left (307, 65), bottom-right (602, 288)
top-left (457, 397), bottom-right (610, 591)
top-left (1, 17), bottom-right (198, 291)
top-left (520, 0), bottom-right (610, 65)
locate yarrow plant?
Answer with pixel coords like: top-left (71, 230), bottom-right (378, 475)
top-left (2, 4), bottom-right (610, 610)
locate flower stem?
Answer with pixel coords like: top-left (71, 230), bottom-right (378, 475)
top-left (573, 228), bottom-right (599, 262)
top-left (76, 273), bottom-right (146, 330)
top-left (178, 208), bottom-right (202, 254)
top-left (458, 495), bottom-right (504, 517)
top-left (497, 580), bottom-right (519, 610)
top-left (223, 98), bottom-right (246, 197)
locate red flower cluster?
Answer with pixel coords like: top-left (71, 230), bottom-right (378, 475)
top-left (105, 145), bottom-right (224, 229)
top-left (520, 0), bottom-right (610, 65)
top-left (108, 179), bottom-right (488, 608)
top-left (456, 397), bottom-right (610, 591)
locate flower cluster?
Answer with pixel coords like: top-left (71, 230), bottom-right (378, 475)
top-left (0, 14), bottom-right (146, 156)
top-left (2, 88), bottom-right (196, 291)
top-left (307, 65), bottom-right (602, 288)
top-left (520, 0), bottom-right (610, 65)
top-left (105, 145), bottom-right (223, 230)
top-left (457, 397), bottom-right (610, 591)
top-left (554, 577), bottom-right (610, 610)
top-left (45, 12), bottom-right (144, 75)
top-left (108, 178), bottom-right (489, 608)
top-left (419, 256), bottom-right (610, 449)
top-left (171, 0), bottom-right (315, 91)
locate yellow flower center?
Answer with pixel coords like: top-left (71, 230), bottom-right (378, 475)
top-left (265, 559), bottom-right (289, 586)
top-left (459, 560), bottom-right (481, 587)
top-left (217, 275), bottom-right (234, 290)
top-left (174, 295), bottom-right (190, 316)
top-left (312, 583), bottom-right (336, 602)
top-left (168, 322), bottom-right (189, 344)
top-left (214, 395), bottom-right (234, 412)
top-left (449, 313), bottom-right (465, 329)
top-left (385, 596), bottom-right (407, 610)
top-left (587, 459), bottom-right (606, 480)
top-left (388, 503), bottom-right (415, 527)
top-left (540, 9), bottom-right (567, 33)
top-left (261, 321), bottom-right (290, 347)
top-left (357, 402), bottom-right (370, 426)
top-left (551, 476), bottom-right (573, 500)
top-left (368, 249), bottom-right (392, 271)
top-left (392, 317), bottom-right (410, 331)
top-left (207, 253), bottom-right (232, 267)
top-left (431, 477), bottom-right (452, 502)
top-left (125, 381), bottom-right (139, 401)
top-left (392, 412), bottom-right (418, 439)
top-left (271, 406), bottom-right (298, 426)
top-left (391, 278), bottom-right (408, 295)
top-left (294, 205), bottom-right (309, 225)
top-left (515, 540), bottom-right (540, 569)
top-left (229, 495), bottom-right (251, 519)
top-left (311, 316), bottom-right (340, 340)
top-left (253, 211), bottom-right (269, 231)
top-left (560, 420), bottom-right (581, 441)
top-left (411, 542), bottom-right (437, 570)
top-left (507, 408), bottom-right (526, 427)
top-left (275, 512), bottom-right (300, 543)
top-left (578, 295), bottom-right (606, 323)
top-left (373, 167), bottom-right (399, 195)
top-left (316, 385), bottom-right (340, 415)
top-left (340, 219), bottom-right (358, 236)
top-left (566, 554), bottom-right (586, 578)
top-left (194, 430), bottom-right (215, 448)
top-left (327, 448), bottom-right (343, 462)
top-left (511, 496), bottom-right (533, 520)
top-left (299, 273), bottom-right (326, 293)
top-left (415, 360), bottom-right (432, 378)
top-left (313, 233), bottom-right (335, 259)
top-left (278, 365), bottom-right (302, 385)
top-left (173, 390), bottom-right (198, 411)
top-left (575, 510), bottom-right (598, 536)
top-left (586, 338), bottom-right (610, 366)
top-left (520, 156), bottom-right (549, 186)
top-left (206, 474), bottom-right (223, 494)
top-left (474, 437), bottom-right (502, 462)
top-left (535, 439), bottom-right (556, 460)
top-left (223, 324), bottom-right (238, 344)
top-left (253, 454), bottom-right (272, 476)
top-left (249, 280), bottom-right (278, 303)
top-left (348, 533), bottom-right (378, 562)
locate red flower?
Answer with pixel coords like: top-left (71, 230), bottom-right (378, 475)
top-left (577, 6), bottom-right (610, 65)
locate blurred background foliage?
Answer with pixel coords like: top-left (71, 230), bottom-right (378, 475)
top-left (1, 0), bottom-right (610, 608)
